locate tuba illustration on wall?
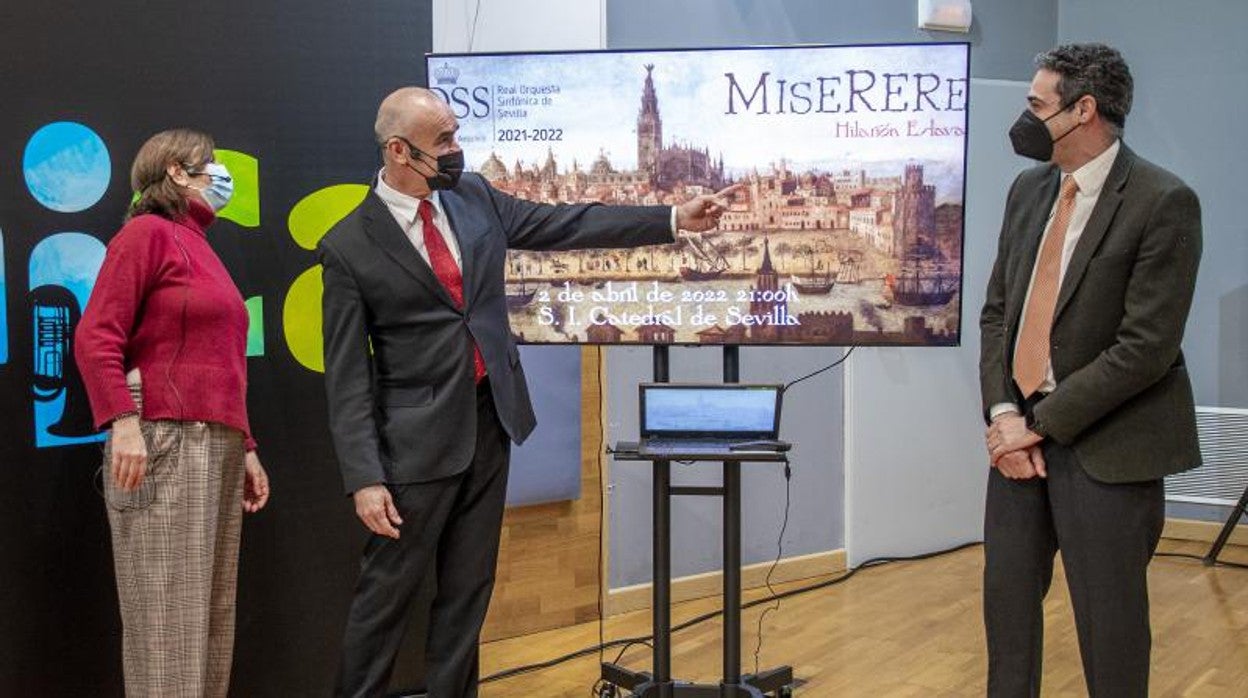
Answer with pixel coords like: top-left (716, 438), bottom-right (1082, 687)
top-left (29, 283), bottom-right (96, 438)
top-left (27, 233), bottom-right (107, 447)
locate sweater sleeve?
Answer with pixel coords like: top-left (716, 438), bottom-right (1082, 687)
top-left (74, 218), bottom-right (164, 429)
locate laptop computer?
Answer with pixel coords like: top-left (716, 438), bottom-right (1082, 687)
top-left (636, 383), bottom-right (786, 459)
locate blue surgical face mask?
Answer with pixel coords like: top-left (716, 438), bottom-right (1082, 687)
top-left (188, 162), bottom-right (234, 211)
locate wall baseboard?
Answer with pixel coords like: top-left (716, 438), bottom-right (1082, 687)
top-left (1163, 517), bottom-right (1248, 547)
top-left (603, 519), bottom-right (1244, 618)
top-left (606, 549), bottom-right (846, 617)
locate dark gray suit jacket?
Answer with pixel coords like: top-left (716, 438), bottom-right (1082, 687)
top-left (320, 173), bottom-right (673, 494)
top-left (979, 144), bottom-right (1202, 483)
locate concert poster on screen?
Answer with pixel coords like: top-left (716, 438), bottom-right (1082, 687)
top-left (427, 43), bottom-right (969, 346)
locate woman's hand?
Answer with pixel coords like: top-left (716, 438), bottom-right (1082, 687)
top-left (111, 416), bottom-right (148, 491)
top-left (243, 450), bottom-right (271, 513)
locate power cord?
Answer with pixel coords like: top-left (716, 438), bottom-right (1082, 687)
top-left (752, 460), bottom-right (792, 675)
top-left (595, 347), bottom-right (607, 677)
top-left (1155, 550), bottom-right (1248, 570)
top-left (782, 345), bottom-right (855, 393)
top-left (591, 640), bottom-right (653, 697)
top-left (466, 0), bottom-right (483, 52)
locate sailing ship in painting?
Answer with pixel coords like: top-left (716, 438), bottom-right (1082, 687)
top-left (679, 235), bottom-right (730, 281)
top-left (789, 247), bottom-right (834, 295)
top-left (884, 242), bottom-right (959, 307)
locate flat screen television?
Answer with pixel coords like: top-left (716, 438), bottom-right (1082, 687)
top-left (426, 42), bottom-right (969, 346)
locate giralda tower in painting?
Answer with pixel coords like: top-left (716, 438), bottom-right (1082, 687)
top-left (637, 64), bottom-right (662, 180)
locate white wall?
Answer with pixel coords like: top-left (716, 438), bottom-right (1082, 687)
top-left (433, 0), bottom-right (604, 52)
top-left (844, 79), bottom-right (1029, 564)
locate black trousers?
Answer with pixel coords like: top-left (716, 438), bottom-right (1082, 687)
top-left (336, 382), bottom-right (511, 698)
top-left (983, 439), bottom-right (1164, 698)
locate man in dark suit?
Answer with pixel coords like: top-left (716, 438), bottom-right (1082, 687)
top-left (320, 87), bottom-right (734, 697)
top-left (979, 44), bottom-right (1201, 696)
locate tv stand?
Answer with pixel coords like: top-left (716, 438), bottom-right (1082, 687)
top-left (600, 344), bottom-right (796, 697)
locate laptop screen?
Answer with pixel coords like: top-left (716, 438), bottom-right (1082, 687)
top-left (640, 383), bottom-right (782, 438)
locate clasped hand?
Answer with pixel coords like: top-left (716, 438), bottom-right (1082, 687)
top-left (986, 413), bottom-right (1046, 479)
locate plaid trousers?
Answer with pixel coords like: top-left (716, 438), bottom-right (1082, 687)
top-left (102, 382), bottom-right (246, 698)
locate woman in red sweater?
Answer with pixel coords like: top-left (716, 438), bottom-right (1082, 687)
top-left (75, 128), bottom-right (270, 698)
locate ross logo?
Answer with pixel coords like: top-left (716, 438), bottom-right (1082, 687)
top-left (433, 62), bottom-right (460, 86)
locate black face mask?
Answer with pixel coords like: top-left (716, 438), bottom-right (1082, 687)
top-left (393, 137), bottom-right (464, 190)
top-left (1008, 100), bottom-right (1082, 161)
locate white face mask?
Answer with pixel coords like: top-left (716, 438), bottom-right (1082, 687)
top-left (190, 162), bottom-right (234, 211)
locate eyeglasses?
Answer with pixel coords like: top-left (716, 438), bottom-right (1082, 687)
top-left (182, 162), bottom-right (227, 183)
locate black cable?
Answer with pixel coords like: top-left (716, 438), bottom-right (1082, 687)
top-left (595, 347), bottom-right (606, 672)
top-left (610, 639), bottom-right (653, 666)
top-left (590, 640), bottom-right (655, 697)
top-left (467, 0), bottom-right (483, 52)
top-left (1155, 551), bottom-right (1204, 562)
top-left (781, 345), bottom-right (855, 393)
top-left (752, 461), bottom-right (791, 675)
top-left (1155, 551), bottom-right (1248, 570)
top-left (483, 632), bottom-right (651, 684)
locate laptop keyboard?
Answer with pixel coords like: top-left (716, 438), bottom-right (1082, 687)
top-left (641, 438), bottom-right (740, 454)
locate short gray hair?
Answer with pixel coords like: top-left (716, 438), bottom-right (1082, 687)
top-left (1036, 43), bottom-right (1133, 135)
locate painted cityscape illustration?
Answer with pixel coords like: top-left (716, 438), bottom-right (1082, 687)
top-left (435, 45), bottom-right (969, 345)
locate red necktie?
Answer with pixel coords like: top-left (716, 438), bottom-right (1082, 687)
top-left (418, 199), bottom-right (486, 383)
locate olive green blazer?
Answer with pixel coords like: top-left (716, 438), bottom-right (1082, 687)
top-left (979, 144), bottom-right (1202, 483)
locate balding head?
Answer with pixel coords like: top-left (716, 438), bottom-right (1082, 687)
top-left (374, 87), bottom-right (448, 144)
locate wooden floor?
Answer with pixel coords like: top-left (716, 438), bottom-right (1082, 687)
top-left (478, 540), bottom-right (1248, 697)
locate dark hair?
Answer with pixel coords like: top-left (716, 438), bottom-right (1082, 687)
top-left (127, 128), bottom-right (214, 221)
top-left (1035, 43), bottom-right (1133, 134)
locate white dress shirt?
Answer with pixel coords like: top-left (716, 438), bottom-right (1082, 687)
top-left (374, 169), bottom-right (463, 270)
top-left (375, 170), bottom-right (681, 268)
top-left (991, 139), bottom-right (1121, 419)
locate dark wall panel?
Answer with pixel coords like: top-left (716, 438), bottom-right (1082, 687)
top-left (0, 3), bottom-right (431, 695)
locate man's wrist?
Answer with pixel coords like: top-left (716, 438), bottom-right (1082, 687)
top-left (1024, 410), bottom-right (1048, 438)
top-left (989, 402), bottom-right (1020, 421)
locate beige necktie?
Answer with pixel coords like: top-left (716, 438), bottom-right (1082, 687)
top-left (1013, 175), bottom-right (1079, 398)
